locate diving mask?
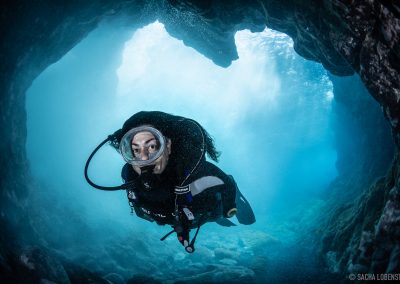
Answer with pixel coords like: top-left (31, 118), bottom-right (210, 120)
top-left (119, 126), bottom-right (166, 167)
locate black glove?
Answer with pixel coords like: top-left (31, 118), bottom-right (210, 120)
top-left (174, 206), bottom-right (195, 252)
top-left (175, 223), bottom-right (190, 247)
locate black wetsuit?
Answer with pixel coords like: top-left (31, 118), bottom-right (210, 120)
top-left (122, 160), bottom-right (237, 228)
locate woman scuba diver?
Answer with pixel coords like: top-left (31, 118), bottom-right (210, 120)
top-left (85, 111), bottom-right (255, 253)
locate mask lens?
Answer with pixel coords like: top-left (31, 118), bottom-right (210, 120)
top-left (120, 126), bottom-right (166, 167)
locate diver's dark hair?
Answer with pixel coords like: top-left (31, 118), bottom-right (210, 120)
top-left (110, 111), bottom-right (220, 162)
top-left (199, 124), bottom-right (220, 162)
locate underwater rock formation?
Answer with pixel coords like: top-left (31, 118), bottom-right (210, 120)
top-left (320, 74), bottom-right (394, 274)
top-left (1, 0), bottom-right (399, 282)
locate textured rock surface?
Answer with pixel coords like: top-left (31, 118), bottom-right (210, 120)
top-left (341, 152), bottom-right (400, 274)
top-left (1, 0), bottom-right (399, 281)
top-left (293, 74), bottom-right (395, 276)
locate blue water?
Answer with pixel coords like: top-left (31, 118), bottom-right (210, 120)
top-left (26, 20), bottom-right (338, 282)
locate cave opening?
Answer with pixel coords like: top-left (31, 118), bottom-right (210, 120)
top-left (23, 19), bottom-right (343, 281)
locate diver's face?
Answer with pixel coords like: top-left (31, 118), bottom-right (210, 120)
top-left (131, 131), bottom-right (171, 174)
top-left (131, 131), bottom-right (159, 161)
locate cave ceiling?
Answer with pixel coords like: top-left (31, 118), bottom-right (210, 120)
top-left (0, 0), bottom-right (399, 201)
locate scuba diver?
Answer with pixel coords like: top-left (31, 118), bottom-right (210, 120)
top-left (85, 111), bottom-right (255, 253)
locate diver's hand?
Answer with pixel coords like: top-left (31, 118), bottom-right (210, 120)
top-left (175, 225), bottom-right (194, 252)
top-left (174, 206), bottom-right (195, 252)
top-left (176, 226), bottom-right (190, 247)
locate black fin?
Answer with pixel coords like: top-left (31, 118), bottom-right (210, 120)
top-left (235, 186), bottom-right (256, 225)
top-left (216, 218), bottom-right (237, 227)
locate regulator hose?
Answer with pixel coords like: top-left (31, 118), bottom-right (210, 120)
top-left (84, 135), bottom-right (134, 191)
